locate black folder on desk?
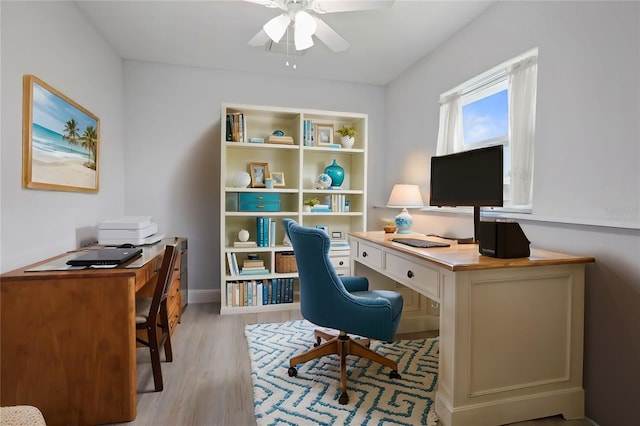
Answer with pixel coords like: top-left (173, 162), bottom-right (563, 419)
top-left (66, 248), bottom-right (143, 266)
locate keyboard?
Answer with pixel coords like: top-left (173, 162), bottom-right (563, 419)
top-left (391, 238), bottom-right (450, 248)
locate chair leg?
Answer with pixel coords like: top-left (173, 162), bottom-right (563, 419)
top-left (289, 331), bottom-right (400, 406)
top-left (159, 304), bottom-right (173, 362)
top-left (147, 324), bottom-right (163, 392)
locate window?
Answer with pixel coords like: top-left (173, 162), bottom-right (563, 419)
top-left (436, 49), bottom-right (538, 211)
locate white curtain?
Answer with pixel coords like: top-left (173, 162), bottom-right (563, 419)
top-left (508, 57), bottom-right (538, 207)
top-left (436, 94), bottom-right (463, 156)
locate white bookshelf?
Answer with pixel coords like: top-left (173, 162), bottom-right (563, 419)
top-left (220, 103), bottom-right (368, 314)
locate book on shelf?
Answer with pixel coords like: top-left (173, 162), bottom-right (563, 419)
top-left (243, 259), bottom-right (264, 268)
top-left (303, 120), bottom-right (315, 146)
top-left (267, 135), bottom-right (294, 144)
top-left (257, 217), bottom-right (276, 247)
top-left (225, 113), bottom-right (246, 143)
top-left (239, 268), bottom-right (269, 276)
top-left (234, 241), bottom-right (257, 248)
top-left (227, 252), bottom-right (240, 276)
top-left (248, 137), bottom-right (264, 143)
top-left (226, 278), bottom-right (294, 307)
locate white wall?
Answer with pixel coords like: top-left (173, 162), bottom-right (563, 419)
top-left (384, 2), bottom-right (640, 425)
top-left (122, 61), bottom-right (386, 298)
top-left (0, 1), bottom-right (125, 272)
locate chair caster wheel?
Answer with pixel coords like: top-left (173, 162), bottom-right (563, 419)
top-left (314, 336), bottom-right (322, 347)
top-left (339, 392), bottom-right (349, 405)
top-left (389, 370), bottom-right (401, 379)
top-left (288, 367), bottom-right (297, 377)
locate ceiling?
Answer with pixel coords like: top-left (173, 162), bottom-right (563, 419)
top-left (74, 0), bottom-right (495, 86)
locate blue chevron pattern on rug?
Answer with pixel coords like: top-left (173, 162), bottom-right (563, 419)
top-left (245, 320), bottom-right (439, 426)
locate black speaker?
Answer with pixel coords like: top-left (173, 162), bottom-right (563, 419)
top-left (479, 220), bottom-right (530, 258)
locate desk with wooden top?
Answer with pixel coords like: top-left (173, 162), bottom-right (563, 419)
top-left (0, 237), bottom-right (187, 426)
top-left (348, 231), bottom-right (595, 426)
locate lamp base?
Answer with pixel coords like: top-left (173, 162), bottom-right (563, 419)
top-left (394, 209), bottom-right (413, 234)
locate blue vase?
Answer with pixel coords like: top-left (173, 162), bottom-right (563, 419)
top-left (324, 159), bottom-right (344, 189)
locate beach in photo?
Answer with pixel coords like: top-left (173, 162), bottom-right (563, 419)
top-left (30, 123), bottom-right (96, 188)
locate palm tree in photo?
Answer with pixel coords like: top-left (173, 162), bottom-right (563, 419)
top-left (62, 118), bottom-right (80, 146)
top-left (81, 126), bottom-right (98, 170)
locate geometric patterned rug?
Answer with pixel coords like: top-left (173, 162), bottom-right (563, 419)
top-left (245, 320), bottom-right (439, 426)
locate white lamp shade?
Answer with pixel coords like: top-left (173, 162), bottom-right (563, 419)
top-left (263, 14), bottom-right (291, 43)
top-left (386, 184), bottom-right (424, 208)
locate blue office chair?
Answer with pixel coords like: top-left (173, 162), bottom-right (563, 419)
top-left (282, 219), bottom-right (403, 405)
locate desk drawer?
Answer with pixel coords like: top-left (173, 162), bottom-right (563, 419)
top-left (385, 252), bottom-right (439, 300)
top-left (329, 254), bottom-right (350, 276)
top-left (356, 241), bottom-right (383, 269)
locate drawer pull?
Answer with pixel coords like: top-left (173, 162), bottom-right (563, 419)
top-left (257, 205), bottom-right (265, 209)
top-left (407, 270), bottom-right (414, 278)
top-left (339, 261), bottom-right (344, 266)
top-left (362, 252), bottom-right (368, 257)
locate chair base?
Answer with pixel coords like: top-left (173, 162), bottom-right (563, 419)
top-left (288, 329), bottom-right (401, 405)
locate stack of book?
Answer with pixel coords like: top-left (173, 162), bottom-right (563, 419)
top-left (240, 259), bottom-right (268, 276)
top-left (234, 240), bottom-right (257, 248)
top-left (225, 113), bottom-right (246, 143)
top-left (310, 204), bottom-right (331, 213)
top-left (267, 135), bottom-right (294, 144)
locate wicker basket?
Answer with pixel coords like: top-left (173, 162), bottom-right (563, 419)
top-left (275, 251), bottom-right (297, 273)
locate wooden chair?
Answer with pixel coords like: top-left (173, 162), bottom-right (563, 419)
top-left (135, 244), bottom-right (178, 392)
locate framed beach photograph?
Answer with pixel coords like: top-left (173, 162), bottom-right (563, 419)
top-left (249, 162), bottom-right (269, 188)
top-left (22, 75), bottom-right (100, 193)
top-left (270, 171), bottom-right (285, 187)
top-left (315, 124), bottom-right (334, 146)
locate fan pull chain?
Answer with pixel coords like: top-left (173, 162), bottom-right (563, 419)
top-left (285, 25), bottom-right (296, 70)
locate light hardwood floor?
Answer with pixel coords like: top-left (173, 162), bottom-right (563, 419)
top-left (117, 302), bottom-right (594, 426)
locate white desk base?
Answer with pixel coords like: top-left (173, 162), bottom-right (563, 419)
top-left (349, 232), bottom-right (591, 426)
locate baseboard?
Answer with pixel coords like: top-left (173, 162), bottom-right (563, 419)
top-left (187, 289), bottom-right (220, 304)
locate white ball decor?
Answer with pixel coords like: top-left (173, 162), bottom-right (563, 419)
top-left (238, 229), bottom-right (250, 242)
top-left (315, 173), bottom-right (332, 189)
top-left (233, 171), bottom-right (251, 188)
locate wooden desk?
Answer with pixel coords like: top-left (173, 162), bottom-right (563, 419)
top-left (348, 231), bottom-right (595, 426)
top-left (0, 237), bottom-right (187, 426)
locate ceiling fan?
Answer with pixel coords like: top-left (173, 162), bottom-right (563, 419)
top-left (246, 0), bottom-right (395, 53)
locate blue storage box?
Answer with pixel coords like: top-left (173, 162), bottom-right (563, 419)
top-left (238, 192), bottom-right (281, 212)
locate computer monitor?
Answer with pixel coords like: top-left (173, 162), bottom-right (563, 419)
top-left (430, 145), bottom-right (504, 241)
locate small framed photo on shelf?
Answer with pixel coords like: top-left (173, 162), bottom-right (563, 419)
top-left (316, 225), bottom-right (329, 235)
top-left (331, 231), bottom-right (342, 239)
top-left (315, 124), bottom-right (334, 146)
top-left (270, 171), bottom-right (285, 187)
top-left (249, 162), bottom-right (269, 188)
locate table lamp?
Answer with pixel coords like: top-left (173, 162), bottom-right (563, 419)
top-left (386, 184), bottom-right (424, 234)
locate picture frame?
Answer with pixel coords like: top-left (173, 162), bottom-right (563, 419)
top-left (249, 162), bottom-right (269, 187)
top-left (270, 171), bottom-right (285, 187)
top-left (316, 224), bottom-right (329, 235)
top-left (315, 124), bottom-right (334, 146)
top-left (22, 74), bottom-right (100, 193)
top-left (332, 231), bottom-right (342, 239)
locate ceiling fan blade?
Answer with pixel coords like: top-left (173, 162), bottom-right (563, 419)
top-left (248, 29), bottom-right (271, 47)
top-left (263, 14), bottom-right (291, 43)
top-left (311, 0), bottom-right (395, 14)
top-left (243, 0), bottom-right (283, 8)
top-left (313, 17), bottom-right (349, 52)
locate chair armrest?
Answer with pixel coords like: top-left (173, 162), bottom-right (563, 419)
top-left (341, 276), bottom-right (369, 293)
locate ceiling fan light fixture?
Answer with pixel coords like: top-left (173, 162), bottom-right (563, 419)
top-left (294, 32), bottom-right (314, 51)
top-left (294, 10), bottom-right (317, 36)
top-left (263, 14), bottom-right (290, 43)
